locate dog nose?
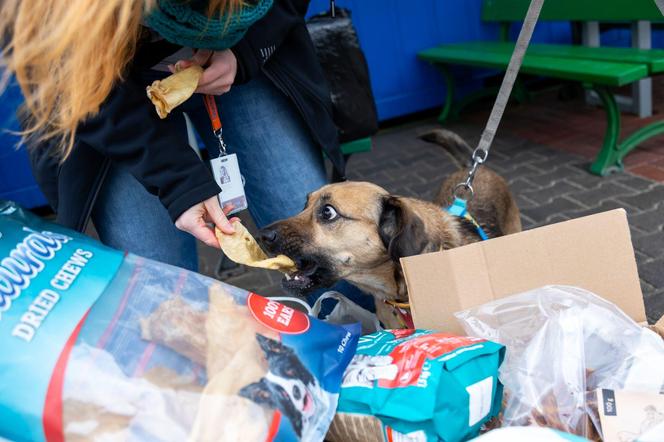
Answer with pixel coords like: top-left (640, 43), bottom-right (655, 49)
top-left (260, 228), bottom-right (278, 245)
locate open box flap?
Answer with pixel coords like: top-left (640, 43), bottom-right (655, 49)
top-left (401, 209), bottom-right (646, 334)
top-left (651, 315), bottom-right (664, 338)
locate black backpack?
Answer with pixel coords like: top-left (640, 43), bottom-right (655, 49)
top-left (306, 6), bottom-right (379, 143)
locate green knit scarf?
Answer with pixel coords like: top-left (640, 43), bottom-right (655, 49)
top-left (145, 0), bottom-right (273, 50)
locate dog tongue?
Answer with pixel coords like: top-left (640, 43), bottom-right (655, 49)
top-left (303, 392), bottom-right (314, 414)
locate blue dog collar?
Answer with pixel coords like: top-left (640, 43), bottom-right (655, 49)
top-left (446, 197), bottom-right (489, 241)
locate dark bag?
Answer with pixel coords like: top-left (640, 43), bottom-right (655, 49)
top-left (306, 7), bottom-right (378, 143)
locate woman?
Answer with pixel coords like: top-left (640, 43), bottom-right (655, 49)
top-left (0, 0), bottom-right (345, 271)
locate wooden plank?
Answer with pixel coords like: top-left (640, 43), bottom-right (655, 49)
top-left (418, 46), bottom-right (648, 86)
top-left (482, 0), bottom-right (664, 22)
top-left (447, 42), bottom-right (664, 73)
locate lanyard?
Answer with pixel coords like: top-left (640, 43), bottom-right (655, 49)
top-left (203, 94), bottom-right (228, 156)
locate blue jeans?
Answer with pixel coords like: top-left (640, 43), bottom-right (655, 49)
top-left (92, 74), bottom-right (328, 270)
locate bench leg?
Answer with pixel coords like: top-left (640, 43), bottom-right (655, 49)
top-left (446, 75), bottom-right (529, 121)
top-left (616, 120), bottom-right (664, 165)
top-left (587, 85), bottom-right (622, 176)
top-left (436, 65), bottom-right (455, 123)
top-left (587, 84), bottom-right (664, 176)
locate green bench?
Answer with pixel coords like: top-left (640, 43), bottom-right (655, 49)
top-left (418, 0), bottom-right (664, 176)
top-left (341, 137), bottom-right (372, 156)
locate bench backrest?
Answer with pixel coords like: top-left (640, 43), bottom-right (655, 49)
top-left (483, 0), bottom-right (663, 22)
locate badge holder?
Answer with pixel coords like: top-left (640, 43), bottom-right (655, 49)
top-left (203, 95), bottom-right (248, 215)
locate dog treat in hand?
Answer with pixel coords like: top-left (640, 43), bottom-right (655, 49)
top-left (215, 219), bottom-right (296, 273)
top-left (146, 65), bottom-right (203, 119)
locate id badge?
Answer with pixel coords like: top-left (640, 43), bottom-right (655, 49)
top-left (211, 153), bottom-right (248, 215)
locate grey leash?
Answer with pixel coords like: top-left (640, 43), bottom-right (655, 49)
top-left (455, 0), bottom-right (545, 199)
top-left (655, 0), bottom-right (664, 16)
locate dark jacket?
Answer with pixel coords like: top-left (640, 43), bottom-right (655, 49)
top-left (29, 0), bottom-right (344, 232)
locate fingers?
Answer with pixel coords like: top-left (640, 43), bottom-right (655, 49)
top-left (175, 212), bottom-right (220, 249)
top-left (192, 224), bottom-right (221, 248)
top-left (191, 49), bottom-right (213, 66)
top-left (195, 76), bottom-right (233, 95)
top-left (172, 49), bottom-right (212, 75)
top-left (196, 65), bottom-right (233, 89)
top-left (204, 196), bottom-right (234, 234)
top-left (222, 203), bottom-right (235, 215)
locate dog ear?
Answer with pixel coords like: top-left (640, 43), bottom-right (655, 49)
top-left (379, 196), bottom-right (437, 262)
top-left (256, 333), bottom-right (293, 356)
top-left (238, 378), bottom-right (276, 407)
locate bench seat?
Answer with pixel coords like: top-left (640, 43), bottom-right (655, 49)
top-left (419, 45), bottom-right (649, 87)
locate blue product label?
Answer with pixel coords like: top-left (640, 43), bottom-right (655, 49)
top-left (0, 202), bottom-right (124, 442)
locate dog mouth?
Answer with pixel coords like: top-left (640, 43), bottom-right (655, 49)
top-left (282, 258), bottom-right (319, 293)
top-left (302, 390), bottom-right (314, 415)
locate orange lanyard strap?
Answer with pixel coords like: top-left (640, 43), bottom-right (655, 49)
top-left (203, 94), bottom-right (227, 155)
top-left (203, 94), bottom-right (222, 131)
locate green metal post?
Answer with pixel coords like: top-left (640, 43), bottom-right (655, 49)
top-left (586, 85), bottom-right (623, 176)
top-left (616, 121), bottom-right (664, 164)
top-left (436, 65), bottom-right (455, 123)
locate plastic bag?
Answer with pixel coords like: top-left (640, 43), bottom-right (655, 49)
top-left (328, 329), bottom-right (505, 442)
top-left (311, 291), bottom-right (382, 335)
top-left (470, 426), bottom-right (589, 441)
top-left (0, 201), bottom-right (360, 442)
top-left (454, 285), bottom-right (664, 439)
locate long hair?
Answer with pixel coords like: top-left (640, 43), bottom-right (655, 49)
top-left (0, 0), bottom-right (241, 160)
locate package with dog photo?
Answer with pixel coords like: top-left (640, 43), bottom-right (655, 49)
top-left (0, 200), bottom-right (360, 442)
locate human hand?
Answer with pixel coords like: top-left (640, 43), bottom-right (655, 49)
top-left (175, 196), bottom-right (236, 248)
top-left (172, 49), bottom-right (237, 95)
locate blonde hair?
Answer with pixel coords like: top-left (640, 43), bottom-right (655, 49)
top-left (0, 0), bottom-right (240, 160)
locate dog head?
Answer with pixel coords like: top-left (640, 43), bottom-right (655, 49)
top-left (342, 354), bottom-right (398, 388)
top-left (259, 181), bottom-right (447, 296)
top-left (239, 335), bottom-right (318, 437)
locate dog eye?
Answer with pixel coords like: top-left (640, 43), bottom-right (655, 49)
top-left (319, 204), bottom-right (339, 222)
top-left (292, 385), bottom-right (302, 400)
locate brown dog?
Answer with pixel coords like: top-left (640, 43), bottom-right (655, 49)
top-left (259, 129), bottom-right (521, 328)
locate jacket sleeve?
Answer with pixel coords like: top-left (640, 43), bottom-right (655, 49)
top-left (76, 73), bottom-right (220, 222)
top-left (231, 0), bottom-right (310, 84)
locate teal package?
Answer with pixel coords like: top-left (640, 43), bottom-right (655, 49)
top-left (337, 329), bottom-right (506, 442)
top-left (0, 201), bottom-right (124, 442)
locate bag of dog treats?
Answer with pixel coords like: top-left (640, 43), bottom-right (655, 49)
top-left (455, 285), bottom-right (664, 439)
top-left (0, 200), bottom-right (360, 442)
top-left (327, 329), bottom-right (505, 442)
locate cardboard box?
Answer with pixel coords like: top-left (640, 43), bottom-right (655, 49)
top-left (596, 389), bottom-right (664, 442)
top-left (401, 209), bottom-right (664, 335)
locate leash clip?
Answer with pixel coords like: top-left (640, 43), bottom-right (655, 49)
top-left (453, 146), bottom-right (487, 201)
top-left (214, 128), bottom-right (228, 156)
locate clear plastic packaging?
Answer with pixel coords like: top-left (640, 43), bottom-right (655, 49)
top-left (454, 285), bottom-right (664, 439)
top-left (311, 291), bottom-right (382, 335)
